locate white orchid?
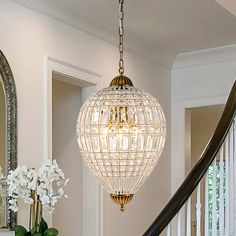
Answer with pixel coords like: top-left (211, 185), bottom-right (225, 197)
top-left (7, 166), bottom-right (36, 212)
top-left (37, 159), bottom-right (69, 213)
top-left (6, 160), bottom-right (69, 213)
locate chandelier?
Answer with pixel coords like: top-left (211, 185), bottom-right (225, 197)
top-left (76, 0), bottom-right (166, 212)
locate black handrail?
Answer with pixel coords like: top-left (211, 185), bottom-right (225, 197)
top-left (143, 81), bottom-right (236, 236)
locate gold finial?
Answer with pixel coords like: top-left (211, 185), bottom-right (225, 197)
top-left (110, 194), bottom-right (134, 212)
top-left (110, 75), bottom-right (134, 87)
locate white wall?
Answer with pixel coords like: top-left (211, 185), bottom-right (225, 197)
top-left (190, 105), bottom-right (224, 168)
top-left (0, 1), bottom-right (171, 235)
top-left (52, 79), bottom-right (83, 236)
top-left (171, 45), bottom-right (236, 193)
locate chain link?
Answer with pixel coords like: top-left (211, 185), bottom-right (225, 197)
top-left (119, 0), bottom-right (125, 75)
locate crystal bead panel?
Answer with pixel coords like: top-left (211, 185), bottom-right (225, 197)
top-left (76, 85), bottom-right (166, 195)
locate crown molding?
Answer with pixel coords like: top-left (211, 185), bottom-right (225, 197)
top-left (173, 44), bottom-right (236, 69)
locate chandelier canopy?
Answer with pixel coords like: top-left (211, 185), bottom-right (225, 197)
top-left (76, 0), bottom-right (166, 211)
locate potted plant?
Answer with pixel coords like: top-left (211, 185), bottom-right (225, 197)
top-left (6, 160), bottom-right (69, 236)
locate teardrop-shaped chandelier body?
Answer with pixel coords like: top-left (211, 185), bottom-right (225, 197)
top-left (76, 76), bottom-right (166, 211)
top-left (76, 0), bottom-right (166, 211)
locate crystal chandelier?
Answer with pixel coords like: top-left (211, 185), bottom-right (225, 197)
top-left (76, 0), bottom-right (166, 211)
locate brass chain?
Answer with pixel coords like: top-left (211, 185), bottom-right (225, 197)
top-left (119, 0), bottom-right (125, 75)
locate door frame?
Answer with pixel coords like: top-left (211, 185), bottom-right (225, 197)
top-left (43, 56), bottom-right (104, 236)
top-left (171, 95), bottom-right (227, 194)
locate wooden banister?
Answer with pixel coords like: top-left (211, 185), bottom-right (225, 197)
top-left (143, 81), bottom-right (236, 236)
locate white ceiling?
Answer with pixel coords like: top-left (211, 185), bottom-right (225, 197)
top-left (12, 0), bottom-right (236, 65)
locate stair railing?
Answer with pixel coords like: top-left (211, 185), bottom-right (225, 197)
top-left (143, 81), bottom-right (236, 236)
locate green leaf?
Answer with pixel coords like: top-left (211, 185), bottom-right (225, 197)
top-left (43, 228), bottom-right (59, 236)
top-left (14, 225), bottom-right (28, 236)
top-left (32, 233), bottom-right (42, 236)
top-left (39, 218), bottom-right (48, 233)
